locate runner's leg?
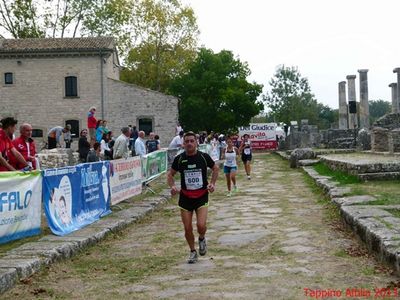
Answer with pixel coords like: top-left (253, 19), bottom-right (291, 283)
top-left (196, 206), bottom-right (208, 239)
top-left (181, 210), bottom-right (195, 251)
top-left (225, 172), bottom-right (231, 192)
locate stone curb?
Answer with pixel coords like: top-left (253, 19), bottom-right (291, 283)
top-left (0, 190), bottom-right (171, 294)
top-left (301, 166), bottom-right (400, 274)
top-left (275, 152), bottom-right (400, 274)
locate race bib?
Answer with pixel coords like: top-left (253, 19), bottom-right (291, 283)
top-left (184, 169), bottom-right (203, 190)
top-left (244, 148), bottom-right (251, 155)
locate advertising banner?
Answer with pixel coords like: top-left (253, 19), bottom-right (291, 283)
top-left (43, 162), bottom-right (111, 236)
top-left (110, 157), bottom-right (142, 205)
top-left (0, 171), bottom-right (42, 244)
top-left (238, 123), bottom-right (277, 150)
top-left (142, 150), bottom-right (168, 182)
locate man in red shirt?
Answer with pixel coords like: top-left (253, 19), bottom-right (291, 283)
top-left (0, 117), bottom-right (30, 171)
top-left (10, 123), bottom-right (37, 170)
top-left (87, 106), bottom-right (97, 146)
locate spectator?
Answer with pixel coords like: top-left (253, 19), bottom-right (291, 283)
top-left (78, 129), bottom-right (90, 163)
top-left (87, 106), bottom-right (97, 145)
top-left (168, 130), bottom-right (184, 149)
top-left (0, 117), bottom-right (30, 171)
top-left (146, 132), bottom-right (160, 153)
top-left (47, 125), bottom-right (70, 149)
top-left (113, 127), bottom-right (131, 159)
top-left (102, 120), bottom-right (110, 135)
top-left (10, 123), bottom-right (37, 170)
top-left (96, 120), bottom-right (105, 142)
top-left (63, 124), bottom-right (72, 148)
top-left (175, 122), bottom-right (183, 136)
top-left (87, 142), bottom-right (101, 162)
top-left (154, 134), bottom-right (161, 148)
top-left (134, 130), bottom-right (146, 157)
top-left (130, 125), bottom-right (139, 154)
top-left (100, 132), bottom-right (113, 160)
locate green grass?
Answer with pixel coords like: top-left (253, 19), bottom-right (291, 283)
top-left (313, 162), bottom-right (361, 185)
top-left (384, 208), bottom-right (400, 219)
top-left (360, 198), bottom-right (400, 206)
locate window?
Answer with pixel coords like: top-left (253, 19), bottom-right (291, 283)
top-left (65, 76), bottom-right (78, 97)
top-left (65, 120), bottom-right (79, 138)
top-left (31, 129), bottom-right (43, 138)
top-left (138, 118), bottom-right (153, 136)
top-left (4, 72), bottom-right (13, 84)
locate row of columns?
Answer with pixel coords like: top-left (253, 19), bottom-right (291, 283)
top-left (338, 70), bottom-right (369, 130)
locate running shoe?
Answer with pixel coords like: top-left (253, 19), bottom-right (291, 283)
top-left (226, 191), bottom-right (232, 197)
top-left (199, 238), bottom-right (207, 256)
top-left (187, 250), bottom-right (198, 264)
top-left (233, 186), bottom-right (239, 193)
top-left (247, 175), bottom-right (251, 180)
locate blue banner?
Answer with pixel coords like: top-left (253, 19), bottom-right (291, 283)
top-left (43, 162), bottom-right (111, 236)
top-left (0, 171), bottom-right (42, 244)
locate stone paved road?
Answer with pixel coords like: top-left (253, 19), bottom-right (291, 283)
top-left (3, 153), bottom-right (398, 300)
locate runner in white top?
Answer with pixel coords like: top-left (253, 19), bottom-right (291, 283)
top-left (223, 136), bottom-right (239, 197)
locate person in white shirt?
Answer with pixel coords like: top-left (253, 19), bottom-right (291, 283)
top-left (169, 131), bottom-right (184, 149)
top-left (113, 127), bottom-right (131, 159)
top-left (175, 122), bottom-right (183, 136)
top-left (134, 131), bottom-right (146, 156)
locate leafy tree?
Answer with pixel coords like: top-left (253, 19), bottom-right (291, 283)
top-left (263, 65), bottom-right (320, 126)
top-left (0, 0), bottom-right (132, 43)
top-left (369, 99), bottom-right (391, 125)
top-left (170, 48), bottom-right (264, 133)
top-left (0, 0), bottom-right (44, 38)
top-left (120, 0), bottom-right (199, 92)
top-left (317, 103), bottom-right (338, 129)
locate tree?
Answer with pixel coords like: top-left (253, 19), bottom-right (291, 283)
top-left (369, 99), bottom-right (391, 125)
top-left (0, 0), bottom-right (132, 44)
top-left (0, 0), bottom-right (44, 38)
top-left (120, 0), bottom-right (199, 92)
top-left (317, 103), bottom-right (337, 129)
top-left (263, 65), bottom-right (320, 126)
top-left (170, 48), bottom-right (264, 133)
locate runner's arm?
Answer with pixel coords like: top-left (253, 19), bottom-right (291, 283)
top-left (167, 168), bottom-right (179, 195)
top-left (207, 164), bottom-right (219, 193)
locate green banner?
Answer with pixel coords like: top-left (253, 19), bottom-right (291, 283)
top-left (142, 150), bottom-right (168, 182)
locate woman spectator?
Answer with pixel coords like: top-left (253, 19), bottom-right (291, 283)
top-left (96, 120), bottom-right (105, 142)
top-left (78, 129), bottom-right (90, 163)
top-left (100, 132), bottom-right (113, 160)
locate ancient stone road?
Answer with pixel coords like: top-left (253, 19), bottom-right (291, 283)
top-left (4, 153), bottom-right (398, 299)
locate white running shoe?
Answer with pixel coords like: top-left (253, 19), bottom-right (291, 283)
top-left (226, 191), bottom-right (232, 197)
top-left (187, 250), bottom-right (198, 264)
top-left (247, 175), bottom-right (251, 180)
top-left (199, 238), bottom-right (207, 256)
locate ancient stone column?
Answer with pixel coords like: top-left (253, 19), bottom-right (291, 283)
top-left (358, 69), bottom-right (369, 129)
top-left (338, 81), bottom-right (348, 129)
top-left (346, 75), bottom-right (358, 129)
top-left (393, 68), bottom-right (400, 113)
top-left (389, 83), bottom-right (398, 113)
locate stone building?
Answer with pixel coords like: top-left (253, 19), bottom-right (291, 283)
top-left (0, 37), bottom-right (178, 147)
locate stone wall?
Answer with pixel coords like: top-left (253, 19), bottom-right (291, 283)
top-left (320, 129), bottom-right (356, 149)
top-left (371, 113), bottom-right (400, 152)
top-left (107, 79), bottom-right (179, 148)
top-left (37, 149), bottom-right (80, 169)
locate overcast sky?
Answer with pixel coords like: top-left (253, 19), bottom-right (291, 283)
top-left (181, 0), bottom-right (400, 110)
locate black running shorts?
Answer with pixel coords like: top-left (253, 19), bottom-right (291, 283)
top-left (178, 193), bottom-right (209, 212)
top-left (241, 154), bottom-right (252, 162)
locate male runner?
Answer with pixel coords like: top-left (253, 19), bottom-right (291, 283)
top-left (167, 131), bottom-right (219, 263)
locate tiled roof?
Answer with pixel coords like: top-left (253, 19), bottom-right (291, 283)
top-left (0, 37), bottom-right (115, 53)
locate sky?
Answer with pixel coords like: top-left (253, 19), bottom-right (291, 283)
top-left (181, 0), bottom-right (400, 110)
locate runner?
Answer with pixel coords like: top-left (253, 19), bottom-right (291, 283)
top-left (167, 131), bottom-right (219, 264)
top-left (223, 136), bottom-right (239, 197)
top-left (239, 133), bottom-right (252, 180)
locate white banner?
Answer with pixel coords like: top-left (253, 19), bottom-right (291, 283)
top-left (0, 171), bottom-right (42, 244)
top-left (110, 157), bottom-right (142, 205)
top-left (238, 123), bottom-right (277, 150)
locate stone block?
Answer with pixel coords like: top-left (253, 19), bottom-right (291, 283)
top-left (0, 268), bottom-right (18, 294)
top-left (0, 257), bottom-right (41, 279)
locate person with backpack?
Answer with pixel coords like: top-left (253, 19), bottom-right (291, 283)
top-left (167, 131), bottom-right (219, 264)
